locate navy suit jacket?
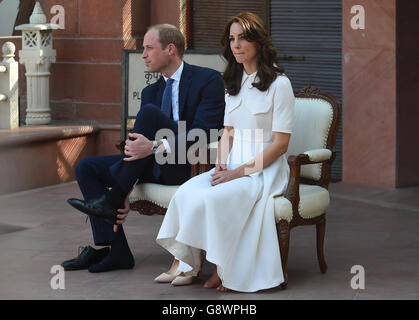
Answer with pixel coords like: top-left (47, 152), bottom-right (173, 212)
top-left (139, 62), bottom-right (225, 183)
top-left (141, 61), bottom-right (225, 159)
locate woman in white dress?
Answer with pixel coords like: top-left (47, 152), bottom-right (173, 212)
top-left (155, 12), bottom-right (295, 292)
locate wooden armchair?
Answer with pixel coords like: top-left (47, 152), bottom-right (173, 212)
top-left (127, 86), bottom-right (340, 290)
top-left (274, 86), bottom-right (340, 289)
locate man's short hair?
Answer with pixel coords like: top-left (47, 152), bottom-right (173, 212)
top-left (148, 24), bottom-right (185, 58)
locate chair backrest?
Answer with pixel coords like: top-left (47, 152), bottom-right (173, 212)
top-left (286, 87), bottom-right (340, 182)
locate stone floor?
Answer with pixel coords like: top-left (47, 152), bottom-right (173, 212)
top-left (0, 181), bottom-right (418, 300)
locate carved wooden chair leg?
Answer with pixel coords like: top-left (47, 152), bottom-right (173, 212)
top-left (316, 216), bottom-right (328, 274)
top-left (277, 220), bottom-right (290, 289)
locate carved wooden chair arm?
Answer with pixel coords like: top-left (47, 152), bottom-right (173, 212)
top-left (193, 141), bottom-right (218, 176)
top-left (284, 150), bottom-right (335, 220)
top-left (116, 140), bottom-right (125, 153)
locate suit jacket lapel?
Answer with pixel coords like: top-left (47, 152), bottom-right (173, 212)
top-left (178, 62), bottom-right (193, 119)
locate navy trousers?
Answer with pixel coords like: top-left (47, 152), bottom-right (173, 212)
top-left (75, 104), bottom-right (190, 246)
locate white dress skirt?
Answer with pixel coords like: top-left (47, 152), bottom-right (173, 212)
top-left (156, 72), bottom-right (295, 292)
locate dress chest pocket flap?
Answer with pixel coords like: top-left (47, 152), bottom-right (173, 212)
top-left (226, 95), bottom-right (242, 113)
top-left (248, 98), bottom-right (272, 115)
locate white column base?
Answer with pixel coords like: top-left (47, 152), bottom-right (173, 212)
top-left (26, 109), bottom-right (51, 125)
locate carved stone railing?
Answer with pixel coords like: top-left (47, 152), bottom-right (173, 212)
top-left (0, 42), bottom-right (19, 129)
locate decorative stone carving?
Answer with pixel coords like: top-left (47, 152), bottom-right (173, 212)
top-left (0, 42), bottom-right (19, 129)
top-left (15, 1), bottom-right (59, 125)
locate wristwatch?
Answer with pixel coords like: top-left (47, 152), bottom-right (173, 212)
top-left (151, 140), bottom-right (159, 154)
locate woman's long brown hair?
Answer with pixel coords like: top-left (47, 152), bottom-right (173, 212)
top-left (221, 12), bottom-right (284, 96)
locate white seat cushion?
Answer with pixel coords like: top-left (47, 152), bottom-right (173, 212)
top-left (130, 182), bottom-right (330, 223)
top-left (129, 183), bottom-right (179, 208)
top-left (274, 184), bottom-right (330, 223)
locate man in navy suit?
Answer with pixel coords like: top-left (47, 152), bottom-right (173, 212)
top-left (62, 24), bottom-right (225, 273)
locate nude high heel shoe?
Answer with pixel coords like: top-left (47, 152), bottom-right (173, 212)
top-left (171, 250), bottom-right (205, 286)
top-left (154, 270), bottom-right (181, 283)
top-left (171, 274), bottom-right (194, 286)
top-left (154, 259), bottom-right (181, 283)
